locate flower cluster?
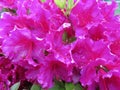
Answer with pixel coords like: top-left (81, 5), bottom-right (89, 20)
top-left (0, 0), bottom-right (120, 90)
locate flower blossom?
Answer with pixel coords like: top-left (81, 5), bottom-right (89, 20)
top-left (0, 0), bottom-right (120, 89)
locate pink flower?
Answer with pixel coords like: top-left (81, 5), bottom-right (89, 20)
top-left (0, 0), bottom-right (16, 8)
top-left (100, 75), bottom-right (120, 90)
top-left (87, 74), bottom-right (120, 90)
top-left (1, 28), bottom-right (46, 66)
top-left (37, 55), bottom-right (72, 88)
top-left (25, 64), bottom-right (42, 83)
top-left (46, 25), bottom-right (75, 64)
top-left (80, 59), bottom-right (108, 86)
top-left (0, 55), bottom-right (26, 89)
top-left (0, 0), bottom-right (120, 89)
top-left (72, 66), bottom-right (80, 84)
top-left (71, 39), bottom-right (94, 67)
top-left (0, 13), bottom-right (16, 39)
top-left (87, 24), bottom-right (107, 41)
top-left (71, 38), bottom-right (114, 67)
top-left (98, 0), bottom-right (117, 21)
top-left (70, 0), bottom-right (103, 28)
top-left (110, 39), bottom-right (120, 56)
top-left (80, 58), bottom-right (120, 89)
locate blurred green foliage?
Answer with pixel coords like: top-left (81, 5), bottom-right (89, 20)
top-left (115, 2), bottom-right (120, 14)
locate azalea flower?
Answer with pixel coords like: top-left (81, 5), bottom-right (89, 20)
top-left (0, 0), bottom-right (120, 89)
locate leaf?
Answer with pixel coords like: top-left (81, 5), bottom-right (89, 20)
top-left (10, 82), bottom-right (20, 90)
top-left (68, 0), bottom-right (74, 10)
top-left (74, 84), bottom-right (83, 90)
top-left (54, 0), bottom-right (66, 9)
top-left (40, 0), bottom-right (46, 3)
top-left (69, 36), bottom-right (77, 43)
top-left (30, 84), bottom-right (41, 90)
top-left (49, 80), bottom-right (65, 90)
top-left (62, 31), bottom-right (68, 42)
top-left (65, 83), bottom-right (74, 90)
top-left (115, 3), bottom-right (120, 15)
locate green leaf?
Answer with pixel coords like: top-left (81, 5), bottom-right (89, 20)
top-left (65, 83), bottom-right (74, 90)
top-left (40, 0), bottom-right (46, 3)
top-left (62, 31), bottom-right (68, 42)
top-left (115, 3), bottom-right (120, 15)
top-left (74, 84), bottom-right (83, 90)
top-left (115, 9), bottom-right (120, 15)
top-left (68, 0), bottom-right (74, 10)
top-left (49, 80), bottom-right (65, 90)
top-left (69, 36), bottom-right (77, 43)
top-left (10, 82), bottom-right (20, 90)
top-left (54, 0), bottom-right (66, 9)
top-left (31, 84), bottom-right (41, 90)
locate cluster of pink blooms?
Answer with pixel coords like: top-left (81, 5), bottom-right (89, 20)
top-left (0, 0), bottom-right (120, 90)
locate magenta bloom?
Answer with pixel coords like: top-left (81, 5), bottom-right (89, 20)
top-left (0, 13), bottom-right (16, 40)
top-left (0, 0), bottom-right (120, 89)
top-left (1, 28), bottom-right (45, 65)
top-left (86, 60), bottom-right (120, 90)
top-left (87, 24), bottom-right (107, 41)
top-left (37, 55), bottom-right (72, 88)
top-left (0, 0), bottom-right (16, 8)
top-left (0, 55), bottom-right (26, 90)
top-left (70, 0), bottom-right (103, 28)
top-left (110, 39), bottom-right (120, 56)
